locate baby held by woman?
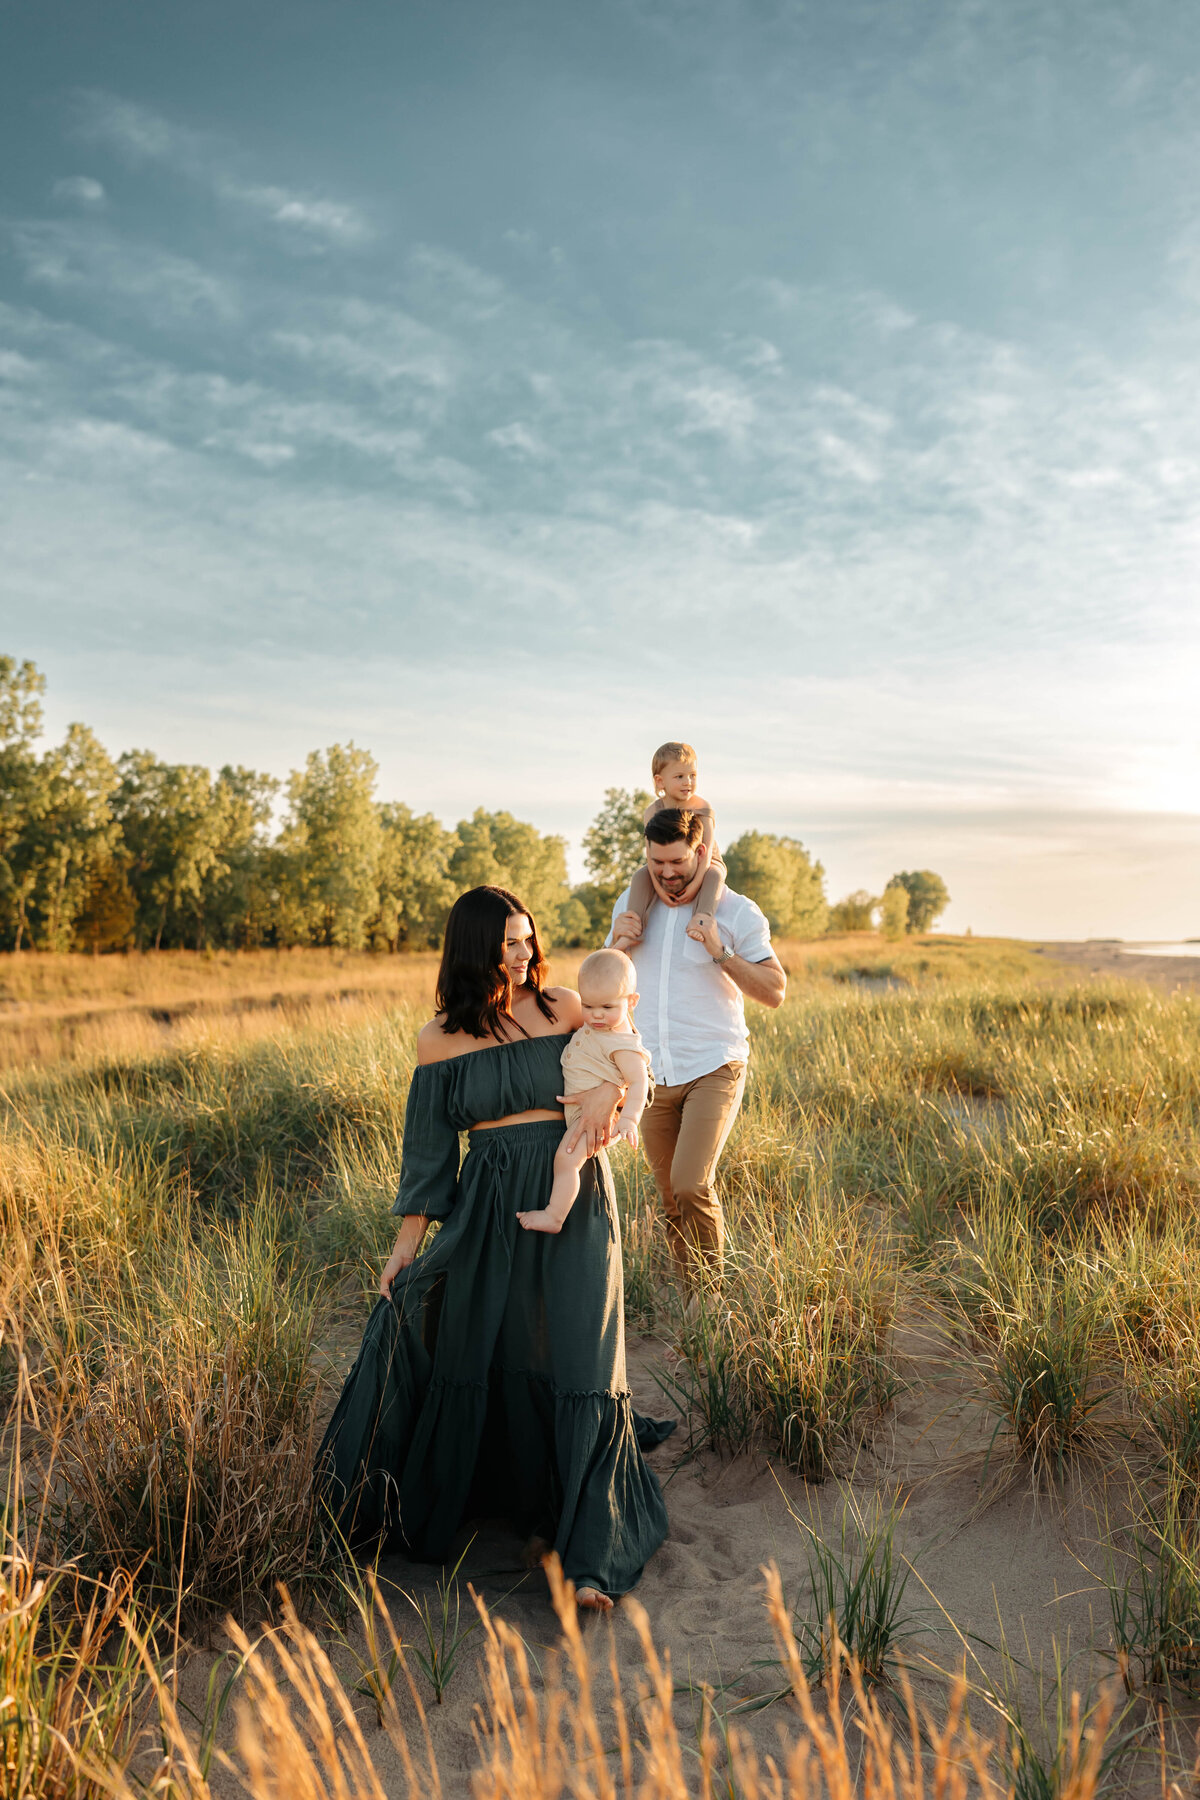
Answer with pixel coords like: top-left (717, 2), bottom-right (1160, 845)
top-left (516, 948), bottom-right (650, 1235)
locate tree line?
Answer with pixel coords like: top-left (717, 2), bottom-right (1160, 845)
top-left (0, 656), bottom-right (948, 954)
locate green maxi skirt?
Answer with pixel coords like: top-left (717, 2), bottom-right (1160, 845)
top-left (316, 1116), bottom-right (674, 1597)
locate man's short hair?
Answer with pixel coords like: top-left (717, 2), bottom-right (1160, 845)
top-left (651, 740), bottom-right (697, 777)
top-left (644, 807), bottom-right (704, 849)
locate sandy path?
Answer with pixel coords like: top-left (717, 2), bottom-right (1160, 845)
top-left (220, 1328), bottom-right (1182, 1796)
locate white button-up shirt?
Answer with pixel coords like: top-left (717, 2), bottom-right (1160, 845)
top-left (607, 886), bottom-right (774, 1087)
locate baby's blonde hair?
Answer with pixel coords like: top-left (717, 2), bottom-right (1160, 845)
top-left (651, 740), bottom-right (697, 777)
top-left (578, 947), bottom-right (637, 999)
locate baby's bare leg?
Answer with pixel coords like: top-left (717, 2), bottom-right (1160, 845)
top-left (688, 857), bottom-right (727, 940)
top-left (692, 856), bottom-right (726, 918)
top-left (516, 1132), bottom-right (590, 1233)
top-left (628, 864), bottom-right (657, 925)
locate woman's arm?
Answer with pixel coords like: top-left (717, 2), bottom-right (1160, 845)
top-left (380, 1213), bottom-right (429, 1297)
top-left (387, 1023), bottom-right (459, 1286)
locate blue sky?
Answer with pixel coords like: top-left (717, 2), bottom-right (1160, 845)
top-left (2, 0), bottom-right (1198, 937)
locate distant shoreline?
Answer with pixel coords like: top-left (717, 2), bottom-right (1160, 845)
top-left (1033, 939), bottom-right (1200, 993)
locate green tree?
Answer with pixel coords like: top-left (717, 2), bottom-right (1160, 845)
top-left (372, 803), bottom-right (457, 950)
top-left (449, 809), bottom-right (570, 937)
top-left (723, 832), bottom-right (828, 938)
top-left (31, 724), bottom-right (120, 951)
top-left (582, 788), bottom-right (653, 888)
top-left (200, 765), bottom-right (280, 947)
top-left (888, 869), bottom-right (950, 934)
top-left (554, 895), bottom-right (592, 947)
top-left (74, 857), bottom-right (138, 953)
top-left (570, 882), bottom-right (622, 944)
top-left (574, 786), bottom-right (654, 945)
top-left (827, 889), bottom-right (878, 933)
top-left (114, 753), bottom-right (230, 949)
top-left (279, 744), bottom-right (382, 948)
top-left (879, 883), bottom-right (909, 941)
top-left (0, 657), bottom-right (47, 950)
top-left (0, 664), bottom-right (119, 950)
top-left (0, 654), bottom-right (44, 749)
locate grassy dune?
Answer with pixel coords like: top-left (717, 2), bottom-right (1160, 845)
top-left (0, 945), bottom-right (445, 1070)
top-left (4, 936), bottom-right (1200, 1794)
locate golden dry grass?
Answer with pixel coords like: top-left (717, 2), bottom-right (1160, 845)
top-left (4, 936), bottom-right (1200, 1797)
top-left (0, 934), bottom-right (1044, 1074)
top-left (0, 946), bottom-right (446, 1071)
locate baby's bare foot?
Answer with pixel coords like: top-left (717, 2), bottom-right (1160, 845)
top-left (516, 1211), bottom-right (563, 1233)
top-left (576, 1586), bottom-right (613, 1613)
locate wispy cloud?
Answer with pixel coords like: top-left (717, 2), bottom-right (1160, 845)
top-left (4, 52), bottom-right (1200, 935)
top-left (487, 421), bottom-right (547, 457)
top-left (72, 90), bottom-right (374, 247)
top-left (7, 221), bottom-right (239, 323)
top-left (232, 187), bottom-right (369, 244)
top-left (51, 175), bottom-right (106, 208)
top-left (271, 300), bottom-right (456, 401)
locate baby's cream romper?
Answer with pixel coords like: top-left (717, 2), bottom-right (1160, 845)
top-left (560, 1025), bottom-right (651, 1121)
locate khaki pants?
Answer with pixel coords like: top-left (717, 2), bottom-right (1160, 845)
top-left (640, 1062), bottom-right (746, 1283)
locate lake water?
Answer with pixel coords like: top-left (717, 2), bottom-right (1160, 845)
top-left (1120, 943), bottom-right (1200, 958)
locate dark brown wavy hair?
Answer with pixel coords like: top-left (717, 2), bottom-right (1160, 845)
top-left (435, 886), bottom-right (556, 1041)
top-left (644, 807), bottom-right (704, 848)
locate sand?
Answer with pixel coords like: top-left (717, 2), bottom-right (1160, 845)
top-left (180, 1318), bottom-right (1185, 1797)
top-left (1033, 939), bottom-right (1200, 994)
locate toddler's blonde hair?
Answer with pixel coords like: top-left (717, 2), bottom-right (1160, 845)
top-left (578, 947), bottom-right (637, 999)
top-left (651, 740), bottom-right (697, 777)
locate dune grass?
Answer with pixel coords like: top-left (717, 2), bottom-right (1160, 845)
top-left (2, 939), bottom-right (1199, 1789)
top-left (2, 1476), bottom-right (1125, 1800)
top-left (7, 942), bottom-right (1200, 1511)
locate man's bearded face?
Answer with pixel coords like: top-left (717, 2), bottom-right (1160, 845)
top-left (646, 837), bottom-right (700, 897)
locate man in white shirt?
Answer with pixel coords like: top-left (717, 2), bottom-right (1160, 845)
top-left (608, 809), bottom-right (786, 1286)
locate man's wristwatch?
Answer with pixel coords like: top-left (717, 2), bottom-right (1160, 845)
top-left (712, 945), bottom-right (735, 967)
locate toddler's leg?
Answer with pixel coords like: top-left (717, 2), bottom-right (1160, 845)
top-left (517, 1132), bottom-right (590, 1233)
top-left (628, 863), bottom-right (657, 925)
top-left (689, 855), bottom-right (727, 932)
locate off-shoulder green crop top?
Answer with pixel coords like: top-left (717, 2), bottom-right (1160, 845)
top-left (392, 1032), bottom-right (572, 1218)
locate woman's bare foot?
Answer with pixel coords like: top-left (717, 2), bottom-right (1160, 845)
top-left (575, 1586), bottom-right (613, 1613)
top-left (516, 1210), bottom-right (564, 1233)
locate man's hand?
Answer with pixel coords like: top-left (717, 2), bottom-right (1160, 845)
top-left (612, 910), bottom-right (643, 950)
top-left (560, 1080), bottom-right (622, 1154)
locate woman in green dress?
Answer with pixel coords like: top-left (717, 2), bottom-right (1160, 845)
top-left (316, 885), bottom-right (673, 1611)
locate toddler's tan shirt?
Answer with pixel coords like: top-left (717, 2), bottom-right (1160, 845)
top-left (560, 1025), bottom-right (650, 1117)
